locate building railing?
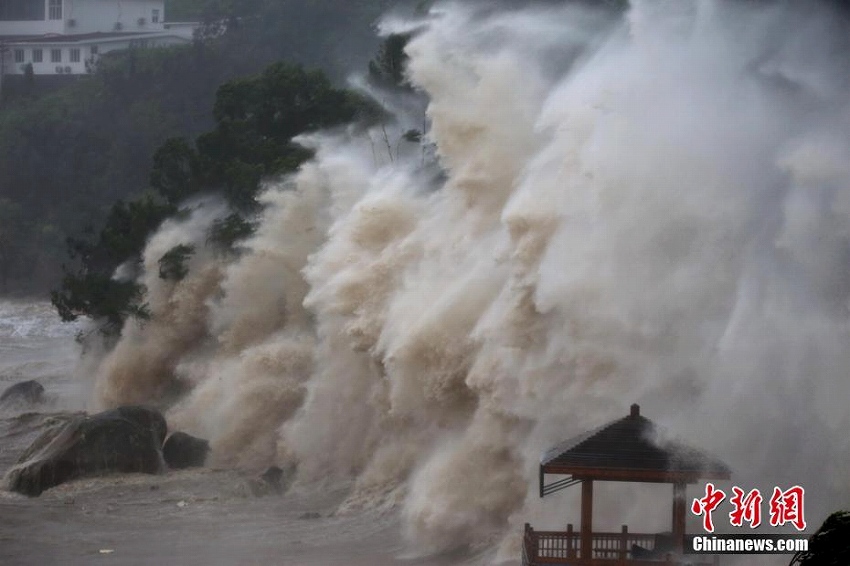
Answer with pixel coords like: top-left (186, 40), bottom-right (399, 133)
top-left (522, 523), bottom-right (720, 566)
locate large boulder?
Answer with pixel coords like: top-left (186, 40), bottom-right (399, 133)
top-left (103, 405), bottom-right (168, 446)
top-left (5, 405), bottom-right (166, 496)
top-left (0, 380), bottom-right (45, 406)
top-left (162, 432), bottom-right (209, 469)
top-left (790, 510), bottom-right (850, 566)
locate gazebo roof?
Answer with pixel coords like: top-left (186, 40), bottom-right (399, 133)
top-left (540, 404), bottom-right (730, 493)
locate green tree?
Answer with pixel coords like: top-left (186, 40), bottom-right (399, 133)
top-left (158, 244), bottom-right (196, 281)
top-left (368, 32), bottom-right (413, 89)
top-left (150, 137), bottom-right (202, 206)
top-left (1, 0), bottom-right (404, 295)
top-left (198, 62), bottom-right (371, 208)
top-left (0, 198), bottom-right (24, 292)
top-left (51, 61), bottom-right (373, 333)
top-left (51, 196), bottom-right (174, 334)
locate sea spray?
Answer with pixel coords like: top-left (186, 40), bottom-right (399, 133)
top-left (94, 199), bottom-right (227, 407)
top-left (87, 0), bottom-right (850, 558)
top-left (168, 174), bottom-right (331, 469)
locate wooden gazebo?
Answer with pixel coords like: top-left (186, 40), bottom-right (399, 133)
top-left (522, 404), bottom-right (731, 566)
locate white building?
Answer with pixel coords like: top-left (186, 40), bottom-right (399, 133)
top-left (0, 0), bottom-right (196, 76)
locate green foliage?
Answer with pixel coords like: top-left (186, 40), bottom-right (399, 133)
top-left (200, 62), bottom-right (370, 208)
top-left (0, 198), bottom-right (24, 292)
top-left (50, 196), bottom-right (173, 334)
top-left (0, 46), bottom-right (200, 293)
top-left (51, 273), bottom-right (149, 335)
top-left (66, 196), bottom-right (176, 273)
top-left (150, 138), bottom-right (202, 205)
top-left (368, 33), bottom-right (413, 89)
top-left (207, 213), bottom-right (257, 251)
top-left (22, 64), bottom-right (35, 97)
top-left (0, 0), bottom-right (403, 295)
top-left (158, 244), bottom-right (196, 281)
top-left (402, 129), bottom-right (422, 142)
top-left (24, 0), bottom-right (424, 335)
top-left (165, 0), bottom-right (230, 21)
top-left (50, 58), bottom-right (368, 331)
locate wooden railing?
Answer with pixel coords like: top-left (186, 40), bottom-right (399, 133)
top-left (522, 523), bottom-right (720, 566)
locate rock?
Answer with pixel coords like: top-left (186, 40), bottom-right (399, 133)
top-left (247, 465), bottom-right (295, 497)
top-left (261, 466), bottom-right (283, 490)
top-left (99, 406), bottom-right (168, 446)
top-left (162, 432), bottom-right (209, 469)
top-left (0, 380), bottom-right (45, 406)
top-left (794, 511), bottom-right (850, 565)
top-left (4, 406), bottom-right (166, 496)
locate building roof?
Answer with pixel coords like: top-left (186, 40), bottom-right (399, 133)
top-left (540, 404), bottom-right (731, 489)
top-left (0, 31), bottom-right (187, 45)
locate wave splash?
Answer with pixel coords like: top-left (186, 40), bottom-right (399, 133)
top-left (87, 0), bottom-right (850, 556)
top-left (0, 301), bottom-right (82, 339)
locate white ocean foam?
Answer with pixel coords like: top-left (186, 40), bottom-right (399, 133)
top-left (0, 301), bottom-right (84, 339)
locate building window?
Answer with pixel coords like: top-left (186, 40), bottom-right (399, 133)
top-left (51, 49), bottom-right (61, 63)
top-left (0, 1), bottom-right (44, 21)
top-left (14, 49), bottom-right (24, 63)
top-left (70, 48), bottom-right (80, 63)
top-left (48, 0), bottom-right (62, 20)
top-left (90, 45), bottom-right (99, 56)
top-left (33, 49), bottom-right (43, 63)
top-left (152, 9), bottom-right (160, 23)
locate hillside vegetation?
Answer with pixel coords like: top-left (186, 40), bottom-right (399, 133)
top-left (0, 0), bottom-right (409, 294)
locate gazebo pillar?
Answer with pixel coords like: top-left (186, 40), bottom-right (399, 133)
top-left (581, 479), bottom-right (593, 559)
top-left (672, 482), bottom-right (686, 552)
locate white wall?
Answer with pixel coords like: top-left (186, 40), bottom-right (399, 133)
top-left (3, 44), bottom-right (99, 76)
top-left (64, 0), bottom-right (165, 34)
top-left (0, 19), bottom-right (61, 34)
top-left (31, 46), bottom-right (89, 75)
top-left (3, 35), bottom-right (189, 75)
top-left (0, 0), bottom-right (165, 35)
